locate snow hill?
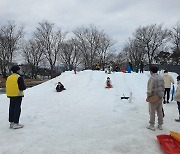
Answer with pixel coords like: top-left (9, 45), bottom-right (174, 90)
top-left (0, 70), bottom-right (179, 154)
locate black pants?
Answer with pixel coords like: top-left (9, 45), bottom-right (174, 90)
top-left (162, 107), bottom-right (165, 118)
top-left (177, 101), bottom-right (180, 116)
top-left (164, 88), bottom-right (170, 102)
top-left (140, 68), bottom-right (143, 73)
top-left (9, 97), bottom-right (22, 123)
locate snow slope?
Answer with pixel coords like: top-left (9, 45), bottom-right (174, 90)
top-left (0, 70), bottom-right (179, 154)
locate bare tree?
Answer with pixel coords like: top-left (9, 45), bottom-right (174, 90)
top-left (115, 52), bottom-right (127, 68)
top-left (73, 25), bottom-right (102, 69)
top-left (171, 21), bottom-right (180, 52)
top-left (73, 25), bottom-right (116, 69)
top-left (123, 38), bottom-right (146, 68)
top-left (59, 38), bottom-right (82, 70)
top-left (0, 21), bottom-right (24, 77)
top-left (170, 21), bottom-right (180, 64)
top-left (134, 24), bottom-right (170, 66)
top-left (34, 21), bottom-right (66, 78)
top-left (22, 39), bottom-right (45, 78)
top-left (97, 33), bottom-right (116, 70)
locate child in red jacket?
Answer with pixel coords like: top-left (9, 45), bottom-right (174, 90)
top-left (106, 77), bottom-right (112, 88)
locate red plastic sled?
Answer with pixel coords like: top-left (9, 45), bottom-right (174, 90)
top-left (157, 134), bottom-right (180, 154)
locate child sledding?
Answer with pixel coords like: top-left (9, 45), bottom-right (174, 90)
top-left (56, 82), bottom-right (66, 92)
top-left (105, 77), bottom-right (113, 88)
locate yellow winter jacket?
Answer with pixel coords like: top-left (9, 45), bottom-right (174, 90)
top-left (6, 74), bottom-right (24, 97)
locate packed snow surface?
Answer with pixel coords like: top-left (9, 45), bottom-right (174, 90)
top-left (0, 70), bottom-right (179, 154)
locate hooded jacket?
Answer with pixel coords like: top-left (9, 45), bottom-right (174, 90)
top-left (163, 73), bottom-right (174, 88)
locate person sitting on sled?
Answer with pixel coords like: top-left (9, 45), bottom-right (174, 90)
top-left (56, 82), bottom-right (66, 92)
top-left (106, 77), bottom-right (112, 88)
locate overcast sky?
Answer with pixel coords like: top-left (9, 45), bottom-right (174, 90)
top-left (0, 0), bottom-right (180, 51)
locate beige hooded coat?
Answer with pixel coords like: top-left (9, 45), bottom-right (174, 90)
top-left (163, 73), bottom-right (174, 88)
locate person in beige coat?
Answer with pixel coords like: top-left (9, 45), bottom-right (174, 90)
top-left (174, 75), bottom-right (180, 122)
top-left (146, 66), bottom-right (165, 131)
top-left (163, 70), bottom-right (174, 104)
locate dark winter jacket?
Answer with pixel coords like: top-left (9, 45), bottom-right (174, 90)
top-left (56, 84), bottom-right (65, 92)
top-left (140, 62), bottom-right (144, 69)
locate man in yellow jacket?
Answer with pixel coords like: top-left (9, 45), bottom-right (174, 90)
top-left (6, 65), bottom-right (26, 129)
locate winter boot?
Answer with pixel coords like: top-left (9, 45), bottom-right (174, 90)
top-left (146, 125), bottom-right (155, 131)
top-left (175, 117), bottom-right (180, 122)
top-left (9, 122), bottom-right (14, 129)
top-left (157, 125), bottom-right (163, 130)
top-left (12, 123), bottom-right (24, 129)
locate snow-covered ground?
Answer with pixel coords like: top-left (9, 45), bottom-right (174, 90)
top-left (0, 70), bottom-right (179, 154)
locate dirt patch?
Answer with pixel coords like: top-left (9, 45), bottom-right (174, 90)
top-left (0, 77), bottom-right (48, 88)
